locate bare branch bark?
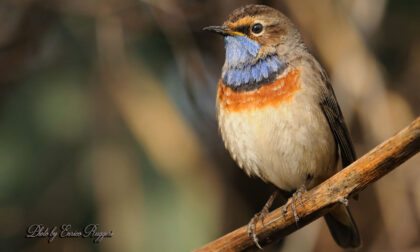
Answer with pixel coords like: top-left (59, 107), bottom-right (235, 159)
top-left (195, 117), bottom-right (420, 252)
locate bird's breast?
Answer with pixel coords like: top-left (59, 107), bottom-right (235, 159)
top-left (217, 69), bottom-right (301, 112)
top-left (216, 68), bottom-right (337, 191)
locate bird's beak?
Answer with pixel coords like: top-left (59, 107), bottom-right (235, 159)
top-left (203, 26), bottom-right (244, 36)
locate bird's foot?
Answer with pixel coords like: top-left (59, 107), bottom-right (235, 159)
top-left (282, 185), bottom-right (307, 224)
top-left (296, 184), bottom-right (307, 206)
top-left (247, 190), bottom-right (278, 249)
top-left (247, 208), bottom-right (267, 249)
top-left (281, 194), bottom-right (300, 223)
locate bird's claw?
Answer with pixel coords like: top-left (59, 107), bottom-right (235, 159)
top-left (296, 185), bottom-right (307, 206)
top-left (247, 190), bottom-right (279, 249)
top-left (247, 212), bottom-right (265, 249)
top-left (281, 186), bottom-right (307, 224)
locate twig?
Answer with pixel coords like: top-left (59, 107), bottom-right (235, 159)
top-left (195, 117), bottom-right (420, 252)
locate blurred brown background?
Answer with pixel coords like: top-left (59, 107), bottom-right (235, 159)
top-left (0, 0), bottom-right (419, 251)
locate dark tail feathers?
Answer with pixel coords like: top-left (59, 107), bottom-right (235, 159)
top-left (324, 204), bottom-right (361, 248)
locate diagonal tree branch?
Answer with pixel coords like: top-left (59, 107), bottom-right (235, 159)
top-left (195, 117), bottom-right (420, 252)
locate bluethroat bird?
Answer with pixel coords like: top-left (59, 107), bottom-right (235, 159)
top-left (204, 4), bottom-right (361, 249)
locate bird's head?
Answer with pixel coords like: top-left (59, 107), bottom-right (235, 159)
top-left (204, 5), bottom-right (305, 89)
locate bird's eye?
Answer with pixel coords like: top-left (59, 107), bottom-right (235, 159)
top-left (251, 23), bottom-right (263, 34)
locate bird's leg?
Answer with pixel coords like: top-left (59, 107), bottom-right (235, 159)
top-left (295, 183), bottom-right (308, 206)
top-left (247, 190), bottom-right (279, 249)
top-left (282, 175), bottom-right (313, 223)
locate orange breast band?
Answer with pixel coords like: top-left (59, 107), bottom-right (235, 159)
top-left (218, 69), bottom-right (301, 112)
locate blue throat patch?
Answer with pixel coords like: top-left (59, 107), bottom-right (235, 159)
top-left (222, 35), bottom-right (286, 90)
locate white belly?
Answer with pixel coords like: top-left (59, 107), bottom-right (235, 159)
top-left (217, 90), bottom-right (338, 191)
